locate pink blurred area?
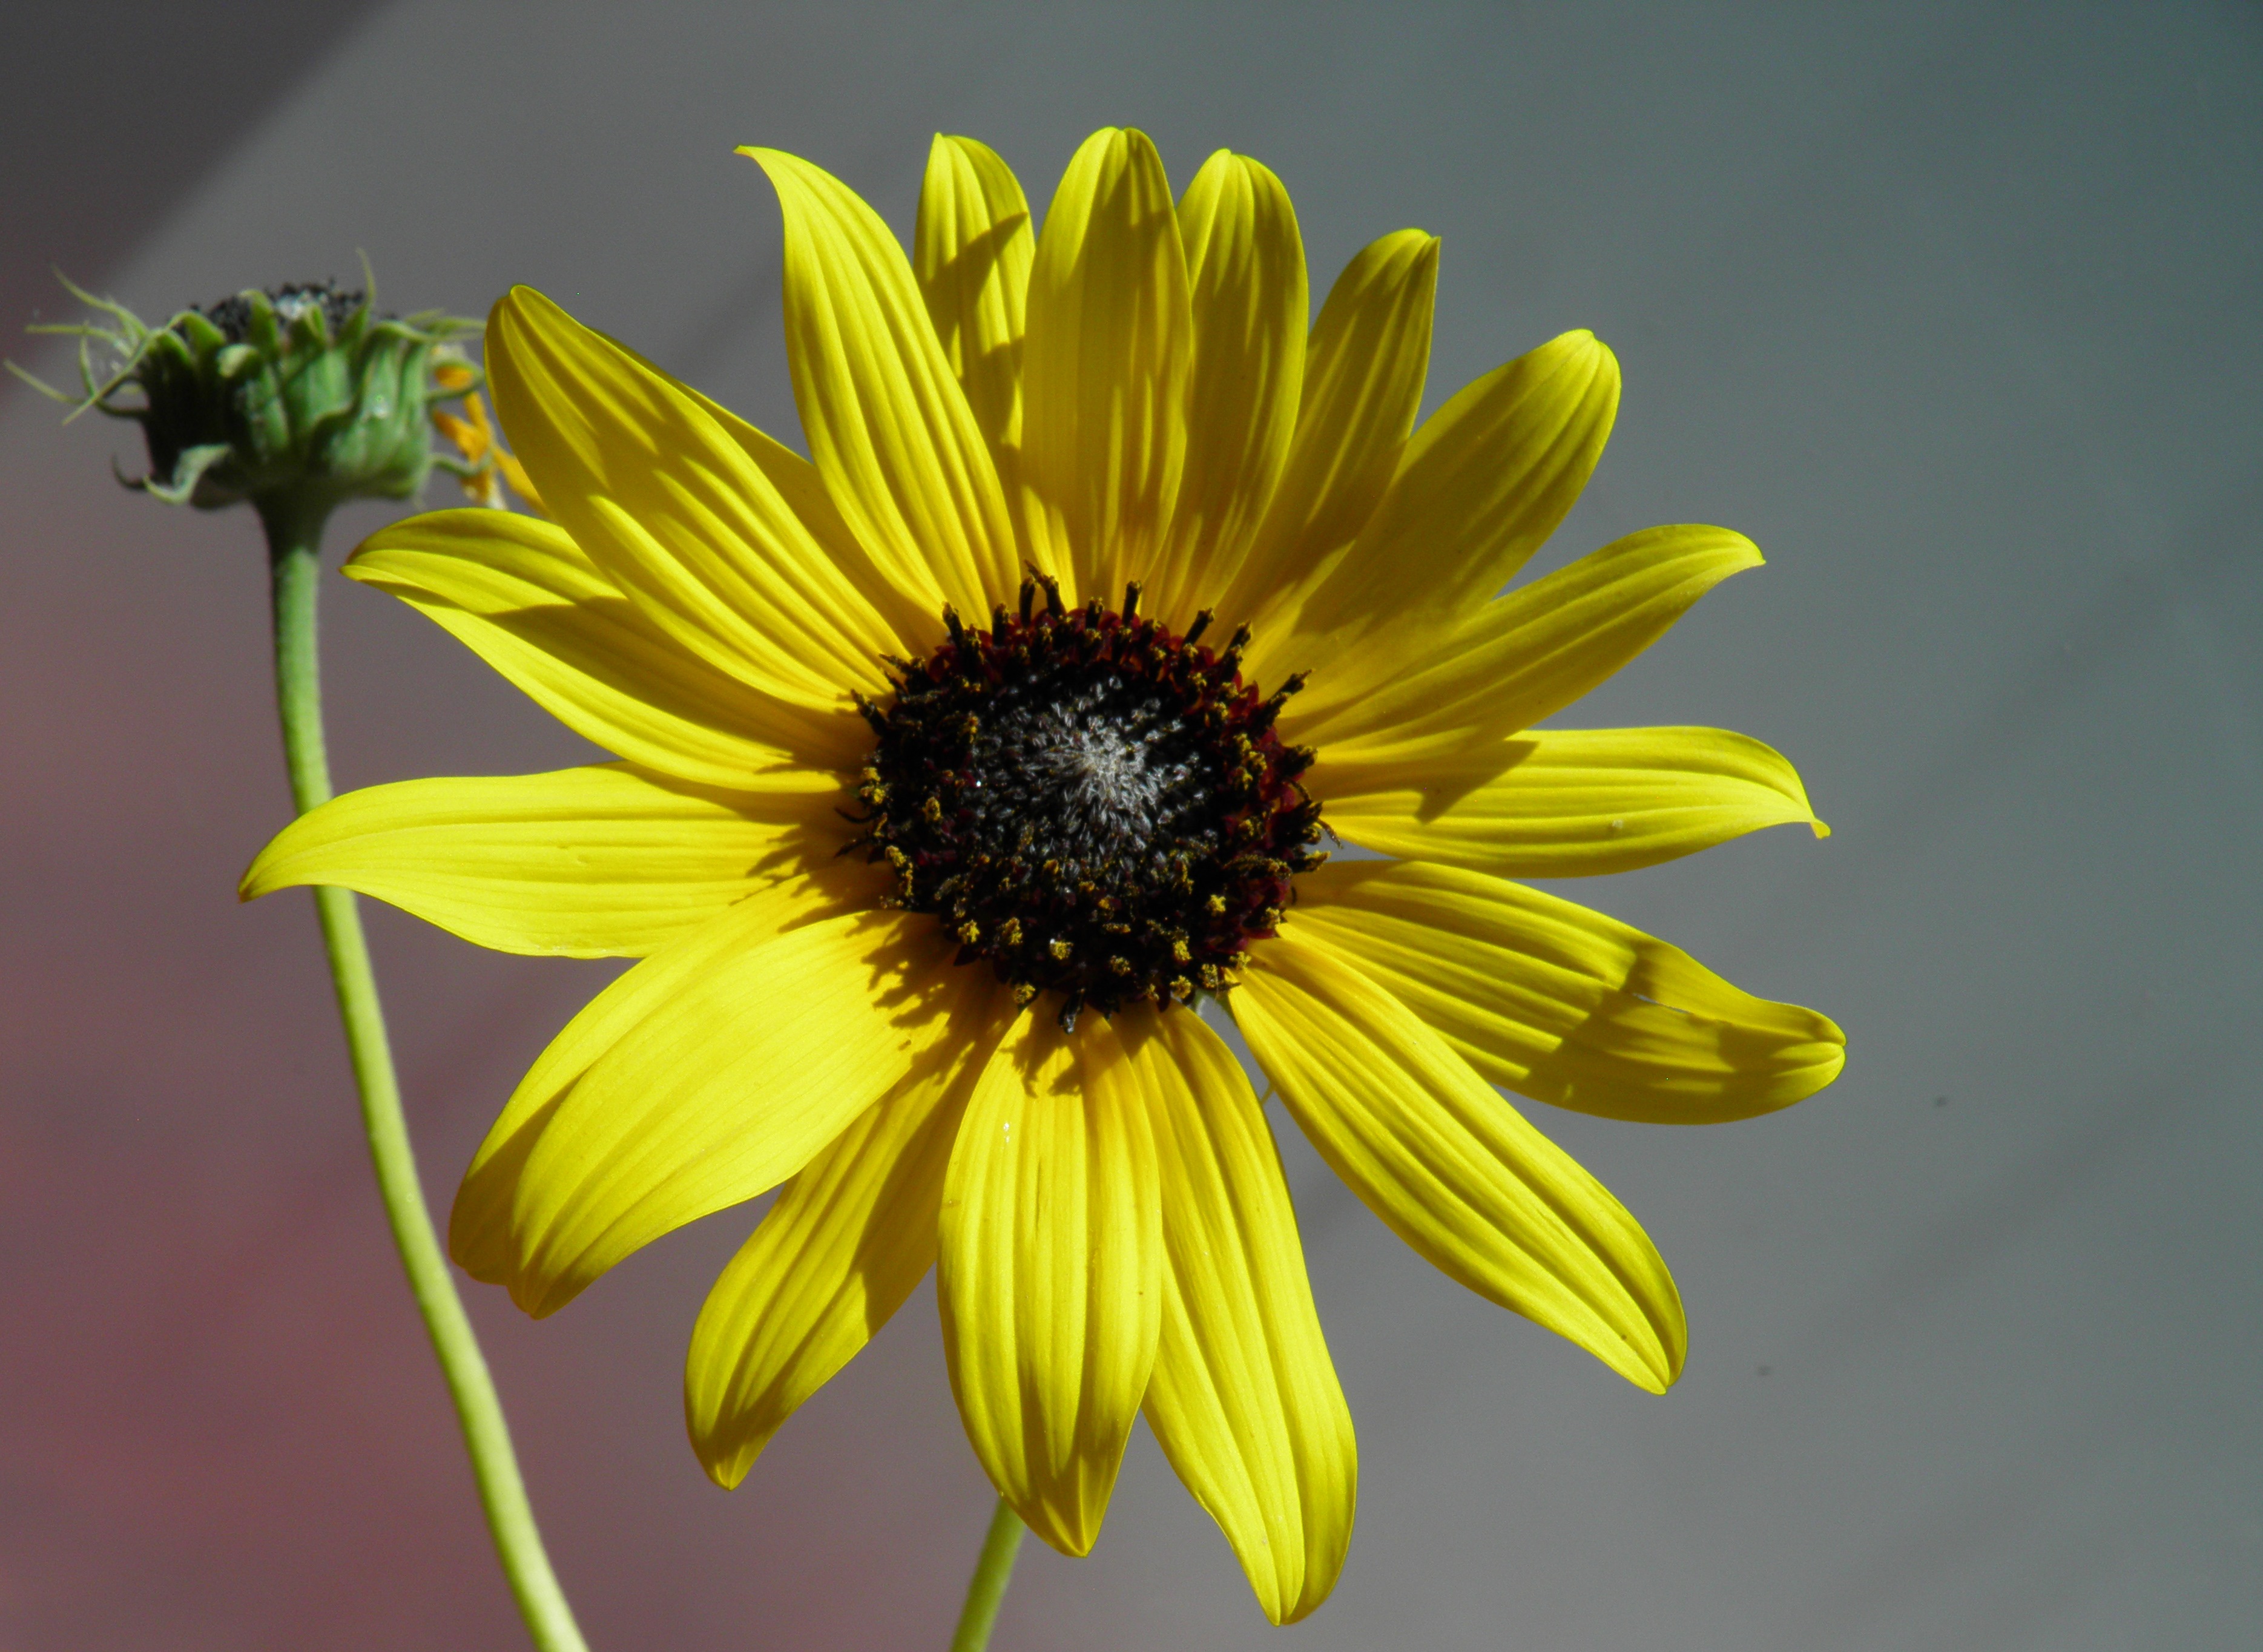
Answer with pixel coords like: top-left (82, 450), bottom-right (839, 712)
top-left (0, 473), bottom-right (1004, 1644)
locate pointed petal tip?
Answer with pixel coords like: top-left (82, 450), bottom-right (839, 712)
top-left (238, 825), bottom-right (305, 903)
top-left (1538, 326), bottom-right (1621, 402)
top-left (1810, 815), bottom-right (1833, 840)
top-left (1014, 1496), bottom-right (1101, 1558)
top-left (1633, 1311), bottom-right (1687, 1395)
top-left (1813, 1038), bottom-right (1848, 1091)
top-left (736, 144), bottom-right (810, 184)
top-left (513, 1274), bottom-right (575, 1321)
top-left (695, 1437), bottom-right (759, 1492)
top-left (736, 145), bottom-right (828, 202)
top-left (492, 1235), bottom-right (594, 1320)
top-left (339, 507), bottom-right (470, 578)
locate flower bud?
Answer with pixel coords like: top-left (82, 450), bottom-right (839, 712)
top-left (13, 275), bottom-right (479, 519)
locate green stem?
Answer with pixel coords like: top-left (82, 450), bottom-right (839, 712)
top-left (260, 498), bottom-right (590, 1652)
top-left (948, 1496), bottom-right (1027, 1652)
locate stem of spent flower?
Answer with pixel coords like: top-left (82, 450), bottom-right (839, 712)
top-left (260, 496), bottom-right (590, 1652)
top-left (947, 1496), bottom-right (1027, 1652)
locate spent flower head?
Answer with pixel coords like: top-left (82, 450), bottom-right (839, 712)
top-left (10, 272), bottom-right (481, 522)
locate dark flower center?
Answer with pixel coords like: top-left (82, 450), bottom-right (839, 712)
top-left (848, 576), bottom-right (1326, 1031)
top-left (182, 282), bottom-right (369, 345)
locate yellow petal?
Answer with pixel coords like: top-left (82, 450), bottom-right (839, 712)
top-left (1293, 329), bottom-right (1620, 651)
top-left (742, 146), bottom-right (1022, 616)
top-left (486, 286), bottom-right (901, 712)
top-left (239, 764), bottom-right (830, 958)
top-left (1318, 726), bottom-right (1828, 878)
top-left (1222, 228), bottom-right (1437, 684)
top-left (1139, 1005), bottom-right (1355, 1625)
top-left (1020, 127), bottom-right (1193, 607)
top-left (1150, 150), bottom-right (1307, 628)
top-left (1288, 523), bottom-right (1764, 760)
top-left (495, 450), bottom-right (546, 515)
top-left (348, 508), bottom-right (868, 780)
top-left (1233, 929), bottom-right (1684, 1392)
top-left (938, 1010), bottom-right (1162, 1556)
top-left (1290, 860), bottom-right (1845, 1124)
top-left (498, 906), bottom-right (955, 1318)
top-left (449, 867), bottom-right (867, 1286)
top-left (430, 405), bottom-right (489, 461)
top-left (915, 134), bottom-right (1034, 473)
top-left (673, 372), bottom-right (947, 659)
top-left (685, 970), bottom-right (1013, 1488)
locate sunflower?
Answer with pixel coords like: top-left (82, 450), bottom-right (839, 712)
top-left (242, 128), bottom-right (1842, 1623)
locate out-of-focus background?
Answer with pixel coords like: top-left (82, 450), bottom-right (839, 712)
top-left (4, 2), bottom-right (2258, 1647)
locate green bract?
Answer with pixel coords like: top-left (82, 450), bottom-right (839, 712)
top-left (13, 277), bottom-right (479, 516)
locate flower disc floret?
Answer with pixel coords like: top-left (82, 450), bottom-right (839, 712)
top-left (849, 576), bottom-right (1326, 1030)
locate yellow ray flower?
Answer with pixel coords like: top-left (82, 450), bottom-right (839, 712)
top-left (242, 129), bottom-right (1843, 1623)
top-left (431, 357), bottom-right (545, 513)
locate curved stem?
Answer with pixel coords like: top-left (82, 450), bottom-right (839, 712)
top-left (948, 1496), bottom-right (1027, 1652)
top-left (261, 498), bottom-right (590, 1652)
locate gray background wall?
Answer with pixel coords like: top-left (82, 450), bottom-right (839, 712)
top-left (3, 2), bottom-right (2258, 1647)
